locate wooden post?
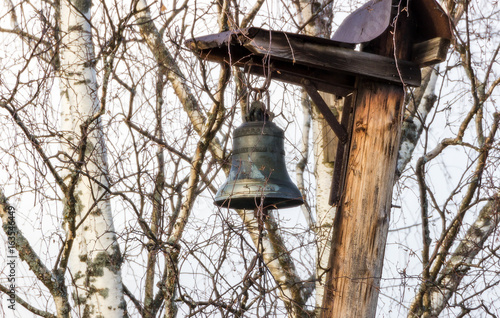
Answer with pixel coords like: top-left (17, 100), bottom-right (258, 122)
top-left (320, 3), bottom-right (415, 317)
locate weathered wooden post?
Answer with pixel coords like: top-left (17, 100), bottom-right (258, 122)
top-left (319, 1), bottom-right (451, 316)
top-left (185, 0), bottom-right (452, 316)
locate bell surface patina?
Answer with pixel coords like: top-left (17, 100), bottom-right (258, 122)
top-left (214, 120), bottom-right (304, 210)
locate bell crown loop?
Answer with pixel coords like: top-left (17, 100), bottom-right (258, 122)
top-left (245, 100), bottom-right (274, 122)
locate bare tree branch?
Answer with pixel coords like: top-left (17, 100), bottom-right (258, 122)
top-left (0, 191), bottom-right (70, 318)
top-left (0, 284), bottom-right (57, 318)
top-left (430, 196), bottom-right (500, 316)
top-left (134, 0), bottom-right (225, 162)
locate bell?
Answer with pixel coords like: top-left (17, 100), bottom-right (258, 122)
top-left (214, 119), bottom-right (304, 210)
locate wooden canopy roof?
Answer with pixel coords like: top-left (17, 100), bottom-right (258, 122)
top-left (186, 27), bottom-right (421, 96)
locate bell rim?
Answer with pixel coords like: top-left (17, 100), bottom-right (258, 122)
top-left (214, 179), bottom-right (304, 210)
top-left (214, 196), bottom-right (304, 210)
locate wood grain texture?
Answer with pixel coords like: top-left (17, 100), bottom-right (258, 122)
top-left (247, 31), bottom-right (421, 86)
top-left (320, 81), bottom-right (404, 317)
top-left (320, 2), bottom-right (420, 317)
top-left (304, 82), bottom-right (348, 143)
top-left (186, 27), bottom-right (422, 88)
top-left (412, 37), bottom-right (451, 67)
top-left (319, 94), bottom-right (344, 163)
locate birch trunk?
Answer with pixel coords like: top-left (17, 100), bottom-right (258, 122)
top-left (58, 0), bottom-right (125, 316)
top-left (311, 94), bottom-right (337, 312)
top-left (292, 1), bottom-right (334, 313)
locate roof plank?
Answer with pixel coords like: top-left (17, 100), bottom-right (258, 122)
top-left (186, 28), bottom-right (421, 91)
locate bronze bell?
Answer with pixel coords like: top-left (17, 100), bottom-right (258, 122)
top-left (214, 104), bottom-right (304, 209)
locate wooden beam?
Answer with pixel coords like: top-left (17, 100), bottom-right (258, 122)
top-left (194, 48), bottom-right (356, 96)
top-left (246, 30), bottom-right (421, 87)
top-left (245, 63), bottom-right (355, 97)
top-left (412, 37), bottom-right (451, 67)
top-left (319, 94), bottom-right (344, 163)
top-left (321, 81), bottom-right (405, 318)
top-left (303, 81), bottom-right (348, 144)
top-left (186, 28), bottom-right (422, 88)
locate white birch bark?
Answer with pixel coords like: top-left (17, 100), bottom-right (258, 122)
top-left (397, 67), bottom-right (439, 176)
top-left (58, 0), bottom-right (125, 316)
top-left (236, 209), bottom-right (309, 317)
top-left (311, 95), bottom-right (336, 311)
top-left (294, 0), bottom-right (335, 311)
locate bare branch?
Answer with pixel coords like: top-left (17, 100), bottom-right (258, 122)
top-left (430, 196), bottom-right (500, 316)
top-left (134, 0), bottom-right (225, 161)
top-left (0, 284), bottom-right (57, 318)
top-left (429, 114), bottom-right (499, 281)
top-left (240, 0), bottom-right (265, 28)
top-left (0, 191), bottom-right (70, 317)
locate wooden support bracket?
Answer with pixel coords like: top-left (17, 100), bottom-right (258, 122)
top-left (302, 79), bottom-right (354, 206)
top-left (302, 80), bottom-right (348, 144)
top-left (329, 94), bottom-right (355, 205)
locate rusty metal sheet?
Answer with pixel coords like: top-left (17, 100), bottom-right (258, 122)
top-left (331, 0), bottom-right (392, 44)
top-left (331, 0), bottom-right (453, 44)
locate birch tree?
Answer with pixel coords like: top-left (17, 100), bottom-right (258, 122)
top-left (292, 1), bottom-right (335, 313)
top-left (0, 0), bottom-right (499, 317)
top-left (58, 0), bottom-right (127, 316)
top-left (1, 0), bottom-right (127, 316)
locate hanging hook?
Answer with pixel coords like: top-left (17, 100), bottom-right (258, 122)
top-left (244, 73), bottom-right (274, 122)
